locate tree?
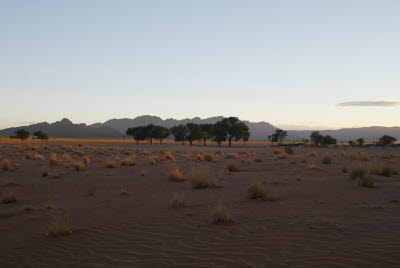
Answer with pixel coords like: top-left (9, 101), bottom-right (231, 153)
top-left (310, 131), bottom-right (323, 146)
top-left (171, 125), bottom-right (189, 145)
top-left (152, 126), bottom-right (170, 144)
top-left (270, 129), bottom-right (287, 146)
top-left (199, 124), bottom-right (214, 147)
top-left (321, 135), bottom-right (337, 145)
top-left (33, 131), bottom-right (49, 141)
top-left (143, 124), bottom-right (156, 144)
top-left (220, 117), bottom-right (249, 147)
top-left (185, 123), bottom-right (202, 146)
top-left (15, 129), bottom-right (30, 140)
top-left (127, 126), bottom-right (148, 145)
top-left (212, 121), bottom-right (227, 147)
top-left (241, 129), bottom-right (250, 146)
top-left (378, 135), bottom-right (397, 146)
top-left (356, 138), bottom-right (364, 147)
top-left (348, 140), bottom-right (356, 146)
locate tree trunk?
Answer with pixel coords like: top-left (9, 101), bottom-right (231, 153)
top-left (228, 137), bottom-right (232, 147)
top-left (160, 139), bottom-right (162, 145)
top-left (203, 138), bottom-right (207, 147)
top-left (189, 140), bottom-right (193, 146)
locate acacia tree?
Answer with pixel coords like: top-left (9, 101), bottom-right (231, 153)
top-left (220, 117), bottom-right (249, 147)
top-left (126, 126), bottom-right (148, 145)
top-left (185, 123), bottom-right (202, 146)
top-left (356, 138), bottom-right (364, 147)
top-left (212, 121), bottom-right (227, 147)
top-left (33, 131), bottom-right (49, 142)
top-left (152, 126), bottom-right (170, 144)
top-left (321, 135), bottom-right (337, 145)
top-left (378, 135), bottom-right (397, 146)
top-left (310, 131), bottom-right (323, 146)
top-left (270, 129), bottom-right (287, 146)
top-left (171, 124), bottom-right (189, 145)
top-left (199, 124), bottom-right (214, 147)
top-left (15, 129), bottom-right (30, 140)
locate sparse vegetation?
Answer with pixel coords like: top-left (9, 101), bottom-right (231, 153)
top-left (3, 189), bottom-right (17, 203)
top-left (167, 166), bottom-right (183, 181)
top-left (106, 159), bottom-right (117, 168)
top-left (321, 153), bottom-right (332, 164)
top-left (209, 205), bottom-right (233, 224)
top-left (188, 166), bottom-right (219, 189)
top-left (226, 160), bottom-right (240, 172)
top-left (247, 183), bottom-right (277, 201)
top-left (170, 193), bottom-right (186, 208)
top-left (47, 214), bottom-right (72, 237)
top-left (49, 153), bottom-right (58, 166)
top-left (1, 158), bottom-right (10, 171)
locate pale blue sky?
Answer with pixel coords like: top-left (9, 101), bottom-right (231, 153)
top-left (0, 0), bottom-right (399, 130)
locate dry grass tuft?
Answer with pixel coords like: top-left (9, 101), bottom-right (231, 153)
top-left (309, 162), bottom-right (318, 169)
top-left (196, 153), bottom-right (204, 161)
top-left (189, 166), bottom-right (219, 189)
top-left (74, 162), bottom-right (86, 171)
top-left (3, 178), bottom-right (21, 187)
top-left (41, 167), bottom-right (49, 177)
top-left (165, 151), bottom-right (175, 160)
top-left (321, 153), bottom-right (332, 164)
top-left (247, 183), bottom-right (278, 201)
top-left (310, 151), bottom-right (318, 157)
top-left (253, 157), bottom-right (262, 162)
top-left (170, 193), bottom-right (186, 208)
top-left (226, 160), bottom-right (240, 172)
top-left (105, 159), bottom-right (117, 168)
top-left (204, 152), bottom-right (215, 162)
top-left (47, 214), bottom-right (72, 237)
top-left (1, 158), bottom-right (10, 171)
top-left (83, 156), bottom-right (91, 166)
top-left (2, 189), bottom-right (17, 203)
top-left (209, 205), bottom-right (233, 224)
top-left (34, 153), bottom-right (45, 161)
top-left (121, 157), bottom-right (136, 166)
top-left (25, 151), bottom-right (33, 159)
top-left (149, 157), bottom-right (157, 165)
top-left (167, 166), bottom-right (183, 181)
top-left (120, 187), bottom-right (129, 195)
top-left (49, 154), bottom-right (58, 166)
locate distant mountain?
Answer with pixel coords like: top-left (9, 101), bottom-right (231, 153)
top-left (287, 126), bottom-right (400, 142)
top-left (90, 115), bottom-right (277, 140)
top-left (0, 118), bottom-right (121, 138)
top-left (1, 116), bottom-right (398, 142)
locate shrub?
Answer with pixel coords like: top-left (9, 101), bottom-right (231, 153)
top-left (121, 157), bottom-right (136, 166)
top-left (170, 193), bottom-right (186, 208)
top-left (209, 205), bottom-right (233, 224)
top-left (120, 187), bottom-right (129, 195)
top-left (196, 153), bottom-right (204, 161)
top-left (309, 162), bottom-right (318, 169)
top-left (167, 167), bottom-right (183, 181)
top-left (25, 151), bottom-right (33, 159)
top-left (83, 156), bottom-right (90, 166)
top-left (105, 159), bottom-right (117, 168)
top-left (350, 165), bottom-right (368, 180)
top-left (74, 162), bottom-right (86, 171)
top-left (357, 174), bottom-right (375, 188)
top-left (253, 157), bottom-right (262, 162)
top-left (49, 153), bottom-right (58, 166)
top-left (284, 147), bottom-right (293, 154)
top-left (47, 214), bottom-right (72, 237)
top-left (34, 153), bottom-right (45, 160)
top-left (165, 151), bottom-right (175, 160)
top-left (2, 189), bottom-right (17, 203)
top-left (149, 157), bottom-right (157, 165)
top-left (2, 179), bottom-right (21, 187)
top-left (189, 166), bottom-right (218, 189)
top-left (226, 160), bottom-right (240, 172)
top-left (41, 167), bottom-right (49, 177)
top-left (204, 152), bottom-right (215, 162)
top-left (321, 153), bottom-right (332, 164)
top-left (310, 151), bottom-right (317, 157)
top-left (1, 158), bottom-right (10, 171)
top-left (247, 183), bottom-right (267, 199)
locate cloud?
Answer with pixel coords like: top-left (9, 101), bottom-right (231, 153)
top-left (336, 101), bottom-right (400, 107)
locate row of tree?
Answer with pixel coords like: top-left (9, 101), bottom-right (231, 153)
top-left (10, 129), bottom-right (49, 141)
top-left (269, 129), bottom-right (397, 146)
top-left (126, 117), bottom-right (250, 147)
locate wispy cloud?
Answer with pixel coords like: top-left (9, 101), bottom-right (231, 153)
top-left (336, 101), bottom-right (400, 107)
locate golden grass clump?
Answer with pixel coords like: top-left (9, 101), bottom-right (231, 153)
top-left (2, 189), bottom-right (17, 203)
top-left (209, 205), bottom-right (233, 224)
top-left (2, 178), bottom-right (21, 187)
top-left (310, 151), bottom-right (318, 157)
top-left (170, 193), bottom-right (186, 208)
top-left (247, 183), bottom-right (278, 201)
top-left (204, 152), bottom-right (215, 162)
top-left (105, 159), bottom-right (117, 168)
top-left (321, 153), bottom-right (332, 164)
top-left (25, 151), bottom-right (33, 159)
top-left (143, 150), bottom-right (151, 156)
top-left (120, 187), bottom-right (129, 195)
top-left (121, 157), bottom-right (136, 166)
top-left (273, 149), bottom-right (283, 155)
top-left (167, 166), bottom-right (183, 181)
top-left (341, 151), bottom-right (347, 157)
top-left (47, 214), bottom-right (72, 237)
top-left (226, 159), bottom-right (240, 172)
top-left (253, 157), bottom-right (262, 162)
top-left (83, 156), bottom-right (90, 166)
top-left (189, 166), bottom-right (218, 189)
top-left (1, 158), bottom-right (10, 171)
top-left (74, 162), bottom-right (86, 171)
top-left (276, 152), bottom-right (289, 159)
top-left (49, 153), bottom-right (58, 166)
top-left (34, 153), bottom-right (45, 160)
top-left (165, 151), bottom-right (175, 160)
top-left (309, 162), bottom-right (318, 169)
top-left (196, 153), bottom-right (204, 161)
top-left (149, 157), bottom-right (157, 165)
top-left (41, 167), bottom-right (49, 177)
top-left (357, 174), bottom-right (375, 188)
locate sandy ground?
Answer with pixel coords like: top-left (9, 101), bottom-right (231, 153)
top-left (0, 141), bottom-right (399, 267)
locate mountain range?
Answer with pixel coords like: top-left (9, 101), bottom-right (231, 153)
top-left (0, 116), bottom-right (399, 141)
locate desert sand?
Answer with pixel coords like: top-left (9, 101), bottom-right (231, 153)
top-left (0, 139), bottom-right (399, 267)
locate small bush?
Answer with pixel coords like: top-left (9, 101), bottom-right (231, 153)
top-left (34, 153), bottom-right (45, 160)
top-left (165, 151), bottom-right (175, 160)
top-left (196, 153), bottom-right (204, 161)
top-left (120, 187), bottom-right (129, 195)
top-left (49, 153), bottom-right (58, 166)
top-left (105, 159), bottom-right (117, 168)
top-left (253, 157), bottom-right (262, 162)
top-left (170, 193), bottom-right (186, 208)
top-left (189, 166), bottom-right (218, 189)
top-left (310, 151), bottom-right (317, 157)
top-left (226, 160), bottom-right (240, 172)
top-left (209, 205), bottom-right (233, 224)
top-left (25, 151), bottom-right (33, 159)
top-left (47, 214), bottom-right (72, 237)
top-left (321, 153), bottom-right (332, 164)
top-left (247, 183), bottom-right (267, 199)
top-left (74, 162), bottom-right (86, 171)
top-left (350, 166), bottom-right (368, 180)
top-left (204, 152), bottom-right (215, 162)
top-left (41, 167), bottom-right (49, 177)
top-left (284, 147), bottom-right (294, 154)
top-left (83, 156), bottom-right (90, 166)
top-left (3, 189), bottom-right (17, 203)
top-left (357, 174), bottom-right (375, 188)
top-left (2, 179), bottom-right (21, 187)
top-left (121, 157), bottom-right (136, 166)
top-left (309, 162), bottom-right (318, 169)
top-left (149, 157), bottom-right (157, 165)
top-left (1, 158), bottom-right (10, 171)
top-left (167, 167), bottom-right (183, 181)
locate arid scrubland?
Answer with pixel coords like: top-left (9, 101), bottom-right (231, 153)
top-left (0, 137), bottom-right (399, 267)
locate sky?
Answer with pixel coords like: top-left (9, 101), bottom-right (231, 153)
top-left (0, 0), bottom-right (399, 130)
